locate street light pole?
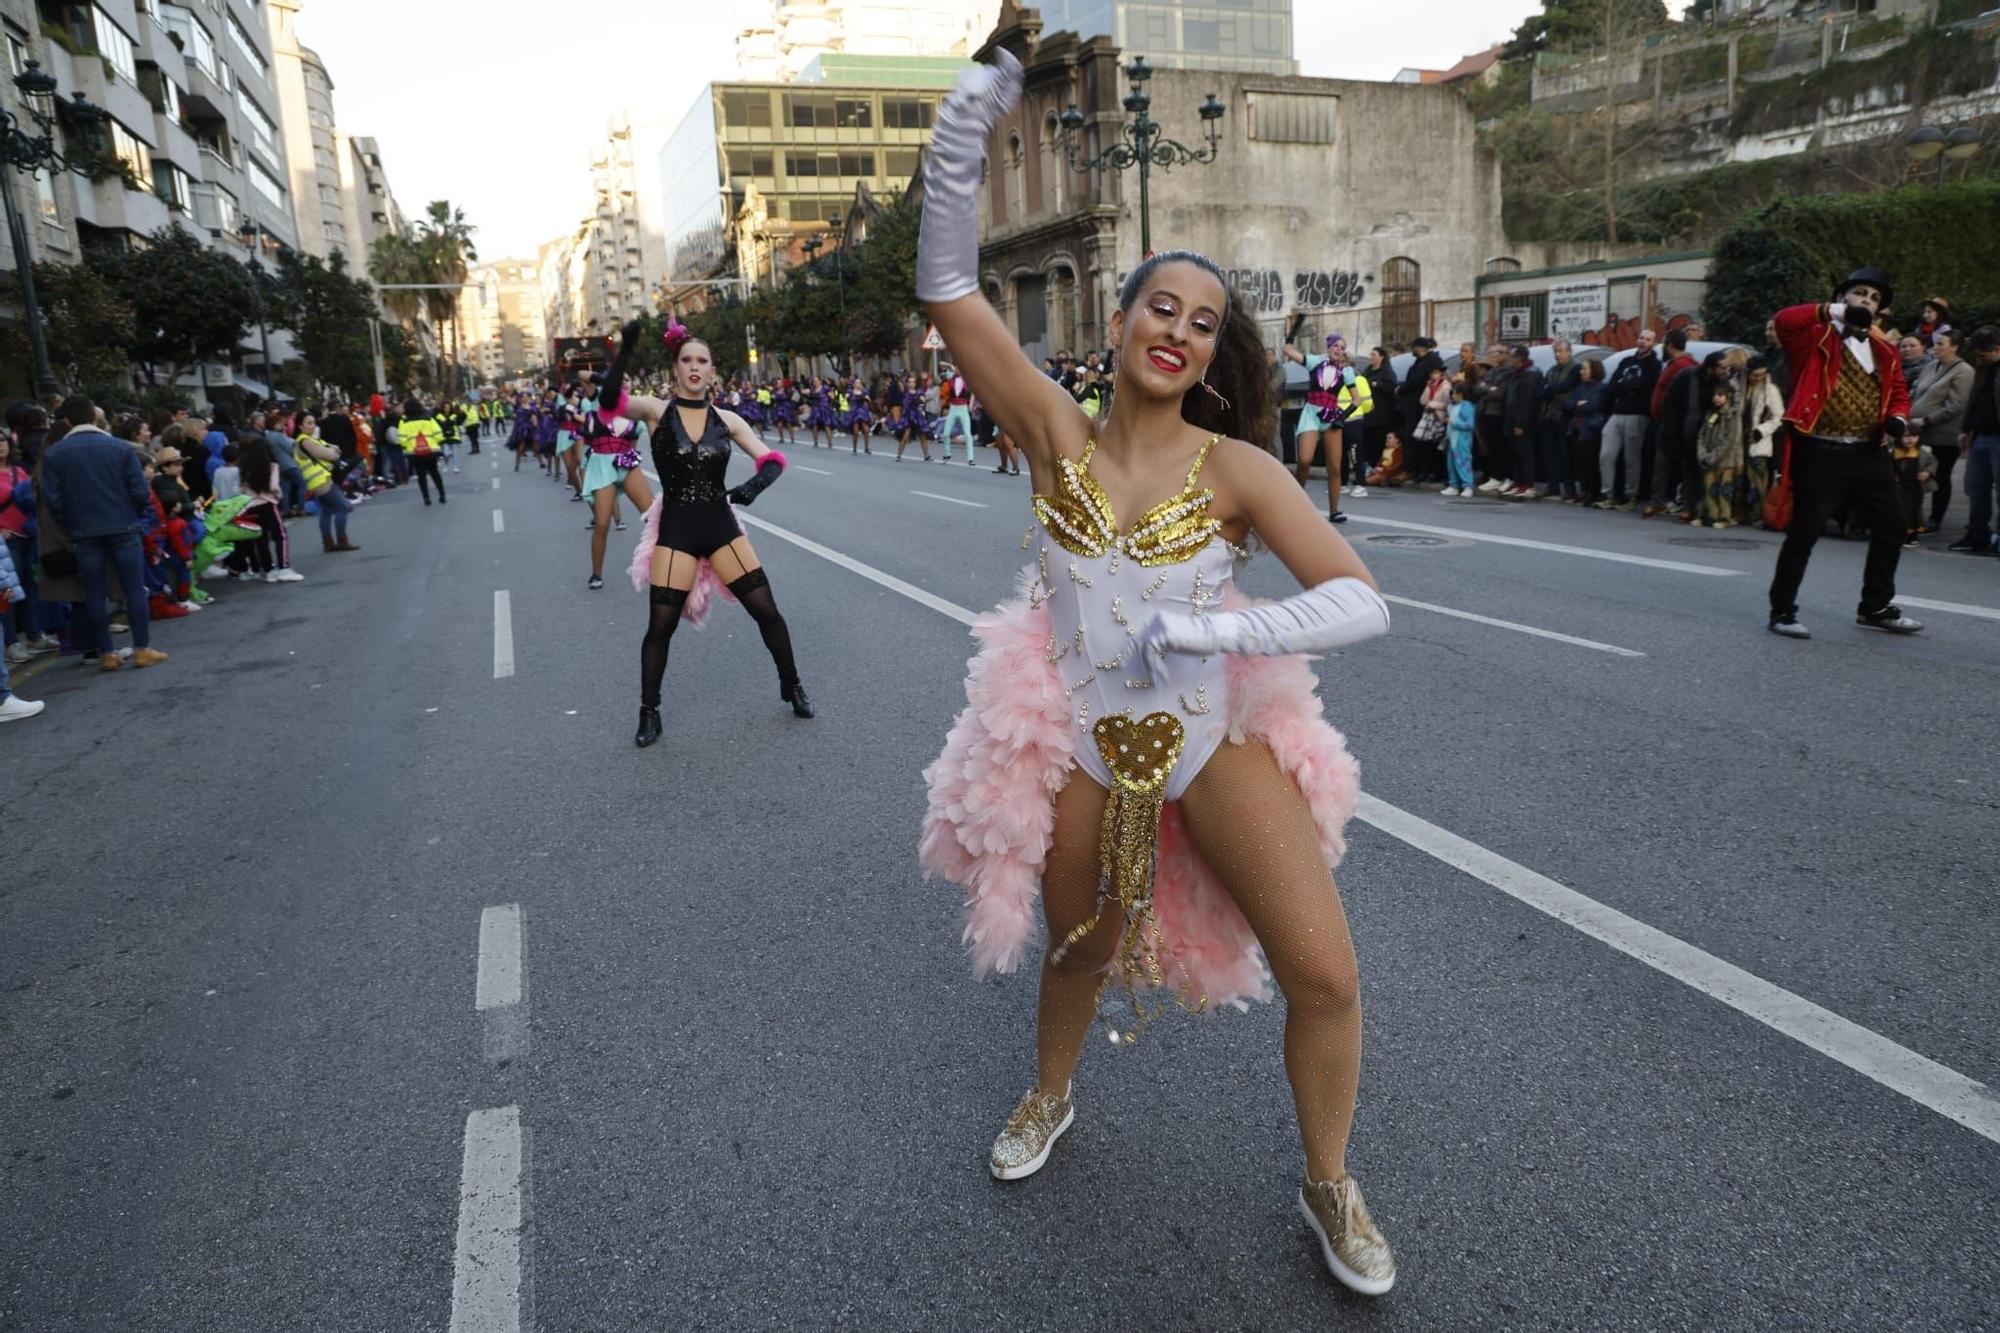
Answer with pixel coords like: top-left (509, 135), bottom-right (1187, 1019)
top-left (2, 59), bottom-right (108, 400)
top-left (1059, 56), bottom-right (1225, 259)
top-left (238, 219), bottom-right (274, 392)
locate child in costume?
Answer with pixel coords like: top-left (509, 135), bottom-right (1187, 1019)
top-left (845, 377), bottom-right (874, 454)
top-left (917, 50), bottom-right (1399, 1299)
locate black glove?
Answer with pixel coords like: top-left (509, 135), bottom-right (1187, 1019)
top-left (1884, 416), bottom-right (1908, 441)
top-left (726, 455), bottom-right (784, 507)
top-left (598, 319), bottom-right (643, 413)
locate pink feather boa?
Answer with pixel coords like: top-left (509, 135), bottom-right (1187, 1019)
top-left (919, 568), bottom-right (1361, 1011)
top-left (625, 494), bottom-right (737, 626)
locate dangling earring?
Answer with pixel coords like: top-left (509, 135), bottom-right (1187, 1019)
top-left (1199, 376), bottom-right (1231, 411)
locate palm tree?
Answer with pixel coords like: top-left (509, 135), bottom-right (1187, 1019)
top-left (416, 200), bottom-right (477, 390)
top-left (367, 230), bottom-right (432, 385)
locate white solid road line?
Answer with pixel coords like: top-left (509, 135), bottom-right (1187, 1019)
top-left (910, 490), bottom-right (988, 509)
top-left (1356, 795), bottom-right (2000, 1146)
top-left (450, 1106), bottom-right (524, 1333)
top-left (493, 591), bottom-right (515, 680)
top-left (476, 905), bottom-right (523, 1010)
top-left (1899, 594), bottom-right (2000, 623)
top-left (1384, 593), bottom-right (1645, 657)
top-left (738, 514), bottom-right (978, 626)
top-left (795, 464), bottom-right (834, 476)
top-left (1343, 513), bottom-right (1743, 577)
top-left (492, 509), bottom-right (505, 534)
top-left (748, 513), bottom-right (2000, 1145)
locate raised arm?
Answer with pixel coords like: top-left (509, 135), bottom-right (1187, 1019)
top-left (918, 49), bottom-right (1085, 467)
top-left (590, 322), bottom-right (667, 427)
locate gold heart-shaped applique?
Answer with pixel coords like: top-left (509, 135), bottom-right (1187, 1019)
top-left (1092, 712), bottom-right (1186, 794)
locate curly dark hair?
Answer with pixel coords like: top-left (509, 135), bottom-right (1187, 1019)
top-left (1116, 250), bottom-right (1276, 450)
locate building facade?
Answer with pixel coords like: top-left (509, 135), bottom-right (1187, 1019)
top-left (265, 0), bottom-right (344, 261)
top-left (733, 0), bottom-right (1000, 82)
top-left (660, 62), bottom-right (962, 301)
top-left (967, 3), bottom-right (1509, 361)
top-left (1030, 0), bottom-right (1292, 76)
top-left (586, 112), bottom-right (672, 328)
top-left (464, 258), bottom-right (547, 383)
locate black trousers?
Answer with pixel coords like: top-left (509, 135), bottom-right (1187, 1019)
top-left (1928, 443), bottom-right (1959, 528)
top-left (411, 453), bottom-right (446, 503)
top-left (1769, 436), bottom-right (1905, 616)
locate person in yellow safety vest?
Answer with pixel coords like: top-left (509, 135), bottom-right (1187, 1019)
top-left (459, 400), bottom-right (483, 456)
top-left (398, 397), bottom-right (448, 507)
top-left (293, 411), bottom-right (359, 552)
top-left (1284, 333), bottom-right (1373, 523)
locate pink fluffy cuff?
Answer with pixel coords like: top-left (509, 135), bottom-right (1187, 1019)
top-left (759, 450), bottom-right (788, 471)
top-left (601, 386), bottom-right (629, 419)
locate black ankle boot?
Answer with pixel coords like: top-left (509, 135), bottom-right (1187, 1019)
top-left (783, 681), bottom-right (814, 719)
top-left (635, 705), bottom-right (663, 747)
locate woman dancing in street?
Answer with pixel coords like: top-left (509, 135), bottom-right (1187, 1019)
top-left (594, 320), bottom-right (814, 746)
top-left (568, 371), bottom-right (656, 590)
top-left (805, 378), bottom-right (837, 449)
top-left (770, 380), bottom-right (799, 447)
top-left (916, 51), bottom-right (1399, 1298)
top-left (895, 371), bottom-right (934, 462)
top-left (845, 376), bottom-right (875, 454)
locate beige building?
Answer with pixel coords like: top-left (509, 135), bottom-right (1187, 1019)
top-left (587, 112), bottom-right (672, 328)
top-left (733, 0), bottom-right (1000, 81)
top-left (965, 2), bottom-right (1514, 361)
top-left (266, 0), bottom-right (345, 261)
top-left (463, 259), bottom-right (548, 383)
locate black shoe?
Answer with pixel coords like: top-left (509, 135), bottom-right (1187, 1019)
top-left (1328, 511), bottom-right (1348, 524)
top-left (588, 574), bottom-right (604, 590)
top-left (783, 681), bottom-right (814, 719)
top-left (635, 705), bottom-right (663, 747)
top-left (1857, 606), bottom-right (1924, 635)
top-left (1767, 612), bottom-right (1810, 640)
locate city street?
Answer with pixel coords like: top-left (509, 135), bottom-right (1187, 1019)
top-left (3, 438), bottom-right (1996, 1331)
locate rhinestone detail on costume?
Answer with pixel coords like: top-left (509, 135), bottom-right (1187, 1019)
top-left (1032, 434), bottom-right (1224, 568)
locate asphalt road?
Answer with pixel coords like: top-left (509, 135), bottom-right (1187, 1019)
top-left (3, 434), bottom-right (1996, 1331)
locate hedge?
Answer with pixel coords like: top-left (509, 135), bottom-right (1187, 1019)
top-left (1704, 179), bottom-right (2000, 342)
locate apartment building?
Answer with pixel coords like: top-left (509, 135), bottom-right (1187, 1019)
top-left (463, 258), bottom-right (547, 383)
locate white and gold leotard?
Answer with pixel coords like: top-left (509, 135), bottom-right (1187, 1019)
top-left (1028, 433), bottom-right (1250, 1024)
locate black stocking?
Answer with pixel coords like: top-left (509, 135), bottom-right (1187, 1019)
top-left (640, 585), bottom-right (688, 707)
top-left (727, 569), bottom-right (799, 693)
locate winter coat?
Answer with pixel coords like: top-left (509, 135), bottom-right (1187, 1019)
top-left (1606, 350), bottom-right (1661, 418)
top-left (1909, 357), bottom-right (1973, 451)
top-left (1696, 372), bottom-right (1746, 470)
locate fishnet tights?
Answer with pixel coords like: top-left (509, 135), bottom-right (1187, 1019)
top-left (1033, 738), bottom-right (1363, 1181)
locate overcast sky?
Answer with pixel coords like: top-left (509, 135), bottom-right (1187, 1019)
top-left (300, 1), bottom-right (1667, 264)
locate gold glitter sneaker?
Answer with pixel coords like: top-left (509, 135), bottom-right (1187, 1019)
top-left (1298, 1175), bottom-right (1396, 1296)
top-left (988, 1085), bottom-right (1074, 1181)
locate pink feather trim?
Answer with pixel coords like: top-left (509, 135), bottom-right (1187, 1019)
top-left (624, 492), bottom-right (737, 627)
top-left (919, 571), bottom-right (1361, 1012)
top-left (759, 449), bottom-right (788, 471)
top-left (601, 386), bottom-right (629, 420)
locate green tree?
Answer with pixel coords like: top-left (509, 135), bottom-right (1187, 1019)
top-left (0, 260), bottom-right (136, 395)
top-left (91, 223), bottom-right (254, 391)
top-left (416, 199), bottom-right (478, 387)
top-left (270, 249), bottom-right (381, 403)
top-left (1507, 0), bottom-right (1670, 56)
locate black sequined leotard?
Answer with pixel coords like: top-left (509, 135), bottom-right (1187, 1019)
top-left (654, 398), bottom-right (743, 558)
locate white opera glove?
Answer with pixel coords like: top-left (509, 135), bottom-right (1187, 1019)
top-left (916, 48), bottom-right (1023, 304)
top-left (1135, 576), bottom-right (1391, 678)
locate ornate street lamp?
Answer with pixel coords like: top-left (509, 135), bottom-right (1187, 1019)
top-left (1905, 123), bottom-right (1984, 186)
top-left (2, 59), bottom-right (108, 398)
top-left (1058, 55), bottom-right (1225, 258)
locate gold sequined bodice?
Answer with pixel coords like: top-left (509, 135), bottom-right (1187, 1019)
top-left (1033, 434), bottom-right (1224, 567)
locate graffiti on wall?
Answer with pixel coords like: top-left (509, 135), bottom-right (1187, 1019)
top-left (1222, 268), bottom-right (1287, 315)
top-left (1293, 269), bottom-right (1369, 310)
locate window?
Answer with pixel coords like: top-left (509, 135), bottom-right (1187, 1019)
top-left (720, 88), bottom-right (771, 128)
top-left (883, 147), bottom-right (920, 179)
top-left (784, 151), bottom-right (874, 180)
top-left (318, 183), bottom-right (340, 206)
top-left (1245, 90), bottom-right (1335, 144)
top-left (155, 162), bottom-right (192, 212)
top-left (1041, 115), bottom-right (1065, 214)
top-left (248, 157), bottom-right (285, 209)
top-left (307, 107), bottom-right (332, 130)
top-left (833, 97), bottom-right (872, 128)
top-left (882, 98), bottom-right (933, 129)
top-left (1006, 133), bottom-right (1024, 223)
top-left (1184, 18), bottom-right (1219, 52)
top-left (726, 148), bottom-right (773, 180)
top-left (237, 89), bottom-right (276, 161)
top-left (159, 5), bottom-right (217, 83)
top-left (108, 120), bottom-right (154, 191)
top-left (225, 10), bottom-right (265, 74)
top-left (1380, 257), bottom-right (1421, 345)
top-left (193, 181), bottom-right (239, 233)
top-left (784, 92), bottom-right (836, 128)
top-left (93, 7), bottom-right (137, 82)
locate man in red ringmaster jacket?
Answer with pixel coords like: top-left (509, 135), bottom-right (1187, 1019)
top-left (1766, 266), bottom-right (1923, 639)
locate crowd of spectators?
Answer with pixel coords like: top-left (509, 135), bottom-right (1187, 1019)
top-left (0, 387), bottom-right (466, 725)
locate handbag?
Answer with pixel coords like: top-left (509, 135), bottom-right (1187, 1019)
top-left (1412, 409), bottom-right (1444, 442)
top-left (1762, 429), bottom-right (1794, 532)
